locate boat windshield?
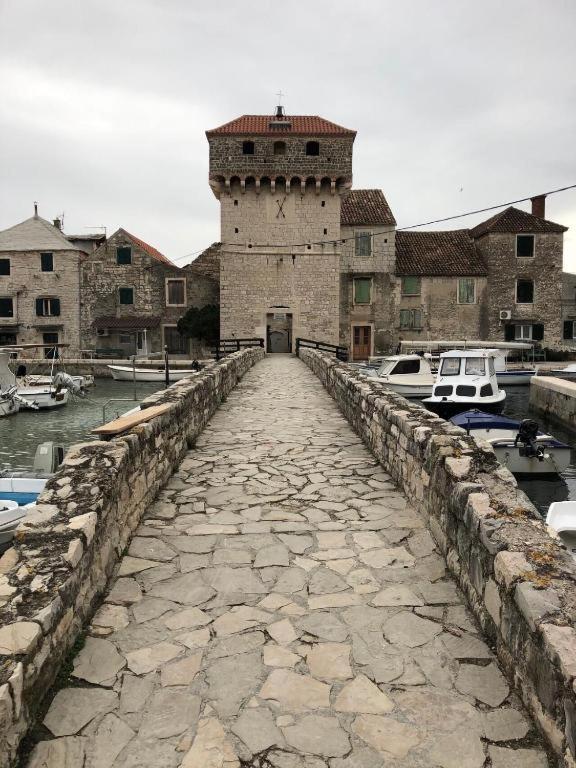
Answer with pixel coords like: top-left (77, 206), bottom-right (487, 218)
top-left (440, 358), bottom-right (461, 376)
top-left (465, 358), bottom-right (486, 376)
top-left (377, 360), bottom-right (398, 376)
top-left (488, 358), bottom-right (495, 376)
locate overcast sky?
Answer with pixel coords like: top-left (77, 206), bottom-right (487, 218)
top-left (1, 0), bottom-right (575, 269)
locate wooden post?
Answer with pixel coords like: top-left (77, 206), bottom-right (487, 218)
top-left (164, 345), bottom-right (169, 387)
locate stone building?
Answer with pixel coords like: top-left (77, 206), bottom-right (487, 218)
top-left (202, 108), bottom-right (570, 359)
top-left (0, 211), bottom-right (85, 355)
top-left (80, 229), bottom-right (218, 357)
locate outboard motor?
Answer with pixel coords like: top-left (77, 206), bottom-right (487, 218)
top-left (514, 419), bottom-right (545, 461)
top-left (33, 442), bottom-right (65, 474)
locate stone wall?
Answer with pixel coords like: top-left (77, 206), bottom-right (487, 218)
top-left (530, 376), bottom-right (576, 431)
top-left (0, 347), bottom-right (265, 768)
top-left (300, 349), bottom-right (576, 766)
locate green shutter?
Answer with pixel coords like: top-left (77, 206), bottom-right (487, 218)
top-left (355, 232), bottom-right (372, 257)
top-left (354, 279), bottom-right (371, 304)
top-left (402, 277), bottom-right (420, 295)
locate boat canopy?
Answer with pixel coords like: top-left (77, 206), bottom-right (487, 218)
top-left (400, 340), bottom-right (533, 351)
top-left (450, 410), bottom-right (520, 430)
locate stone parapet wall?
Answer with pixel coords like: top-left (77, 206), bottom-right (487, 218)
top-left (300, 348), bottom-right (576, 766)
top-left (0, 346), bottom-right (265, 767)
top-left (530, 376), bottom-right (576, 432)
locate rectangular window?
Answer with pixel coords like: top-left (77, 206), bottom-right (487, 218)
top-left (119, 334), bottom-right (133, 345)
top-left (43, 332), bottom-right (59, 359)
top-left (399, 308), bottom-right (423, 330)
top-left (465, 357), bottom-right (486, 376)
top-left (401, 276), bottom-right (421, 296)
top-left (440, 358), bottom-right (461, 376)
top-left (116, 246), bottom-right (132, 265)
top-left (164, 326), bottom-right (188, 354)
top-left (353, 278), bottom-right (372, 305)
top-left (515, 324), bottom-right (533, 340)
top-left (166, 278), bottom-right (186, 306)
top-left (40, 252), bottom-right (54, 272)
top-left (517, 234), bottom-right (535, 258)
top-left (35, 297), bottom-right (60, 316)
top-left (0, 297), bottom-right (14, 317)
top-left (355, 231), bottom-right (372, 257)
top-left (458, 278), bottom-right (476, 304)
top-left (564, 320), bottom-right (576, 341)
top-left (0, 259), bottom-right (10, 276)
top-left (119, 287), bottom-right (134, 305)
top-left (516, 279), bottom-right (534, 304)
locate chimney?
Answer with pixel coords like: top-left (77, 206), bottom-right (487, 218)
top-left (34, 202), bottom-right (38, 217)
top-left (531, 194), bottom-right (546, 219)
top-left (53, 218), bottom-right (61, 230)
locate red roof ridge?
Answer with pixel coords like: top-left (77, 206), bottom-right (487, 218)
top-left (119, 229), bottom-right (175, 265)
top-left (206, 114), bottom-right (356, 137)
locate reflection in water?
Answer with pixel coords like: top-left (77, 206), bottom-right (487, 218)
top-left (0, 379), bottom-right (162, 472)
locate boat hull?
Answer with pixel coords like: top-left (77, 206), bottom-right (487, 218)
top-left (492, 443), bottom-right (571, 475)
top-left (495, 370), bottom-right (535, 386)
top-left (0, 397), bottom-right (19, 418)
top-left (17, 386), bottom-right (69, 409)
top-left (423, 398), bottom-right (506, 419)
top-left (108, 365), bottom-right (199, 382)
top-left (379, 381), bottom-right (433, 397)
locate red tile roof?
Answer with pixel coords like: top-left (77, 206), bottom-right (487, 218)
top-left (396, 230), bottom-right (487, 276)
top-left (470, 206), bottom-right (568, 238)
top-left (341, 190), bottom-right (396, 227)
top-left (119, 229), bottom-right (174, 265)
top-left (206, 115), bottom-right (356, 137)
top-left (93, 316), bottom-right (161, 330)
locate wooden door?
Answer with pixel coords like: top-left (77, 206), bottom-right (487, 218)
top-left (353, 326), bottom-right (371, 360)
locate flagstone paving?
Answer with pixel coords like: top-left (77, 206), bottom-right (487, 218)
top-left (28, 355), bottom-right (550, 767)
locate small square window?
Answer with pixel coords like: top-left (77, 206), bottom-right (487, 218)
top-left (117, 246), bottom-right (132, 265)
top-left (399, 308), bottom-right (423, 330)
top-left (517, 235), bottom-right (534, 258)
top-left (516, 279), bottom-right (534, 304)
top-left (354, 278), bottom-right (372, 305)
top-left (40, 252), bottom-right (54, 272)
top-left (401, 276), bottom-right (421, 296)
top-left (242, 141), bottom-right (254, 155)
top-left (355, 232), bottom-right (372, 257)
top-left (458, 278), bottom-right (476, 304)
top-left (119, 334), bottom-right (133, 344)
top-left (166, 279), bottom-right (185, 306)
top-left (119, 287), bottom-right (134, 305)
top-left (0, 297), bottom-right (14, 317)
top-left (0, 259), bottom-right (10, 276)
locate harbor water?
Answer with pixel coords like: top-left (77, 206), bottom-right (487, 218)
top-left (0, 379), bottom-right (574, 518)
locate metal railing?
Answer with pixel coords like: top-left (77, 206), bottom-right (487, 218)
top-left (213, 338), bottom-right (265, 360)
top-left (295, 338), bottom-right (348, 362)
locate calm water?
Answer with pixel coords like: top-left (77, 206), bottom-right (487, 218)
top-left (0, 379), bottom-right (574, 517)
top-left (0, 379), bottom-right (162, 472)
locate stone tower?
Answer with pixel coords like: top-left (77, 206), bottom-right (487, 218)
top-left (206, 107), bottom-right (355, 351)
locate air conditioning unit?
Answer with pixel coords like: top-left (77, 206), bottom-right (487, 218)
top-left (499, 310), bottom-right (512, 321)
top-left (97, 328), bottom-right (109, 337)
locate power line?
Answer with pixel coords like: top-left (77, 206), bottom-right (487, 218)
top-left (177, 182), bottom-right (576, 262)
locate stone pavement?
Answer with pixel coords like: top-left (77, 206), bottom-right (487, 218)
top-left (28, 355), bottom-right (550, 767)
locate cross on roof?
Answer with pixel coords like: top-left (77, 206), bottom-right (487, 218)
top-left (275, 90), bottom-right (284, 105)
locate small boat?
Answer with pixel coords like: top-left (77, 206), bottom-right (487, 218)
top-left (23, 373), bottom-right (94, 391)
top-left (357, 355), bottom-right (434, 397)
top-left (16, 383), bottom-right (69, 410)
top-left (546, 502), bottom-right (576, 558)
top-left (0, 353), bottom-right (39, 416)
top-left (0, 442), bottom-right (64, 507)
top-left (423, 349), bottom-right (506, 418)
top-left (451, 410), bottom-right (571, 476)
top-left (108, 365), bottom-right (201, 382)
top-left (0, 500), bottom-right (27, 547)
top-left (549, 363), bottom-right (576, 379)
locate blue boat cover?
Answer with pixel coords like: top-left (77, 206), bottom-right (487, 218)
top-left (450, 410), bottom-right (520, 430)
top-left (0, 492), bottom-right (39, 506)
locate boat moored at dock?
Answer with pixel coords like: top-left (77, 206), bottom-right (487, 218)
top-left (354, 354), bottom-right (434, 397)
top-left (108, 364), bottom-right (202, 382)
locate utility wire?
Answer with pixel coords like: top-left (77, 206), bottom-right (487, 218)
top-left (176, 182), bottom-right (576, 263)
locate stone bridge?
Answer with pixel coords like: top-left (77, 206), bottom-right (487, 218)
top-left (1, 351), bottom-right (574, 767)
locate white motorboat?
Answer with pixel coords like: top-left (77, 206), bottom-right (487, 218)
top-left (423, 349), bottom-right (506, 418)
top-left (550, 363), bottom-right (576, 379)
top-left (0, 352), bottom-right (39, 416)
top-left (108, 365), bottom-right (201, 382)
top-left (16, 383), bottom-right (69, 410)
top-left (0, 501), bottom-right (27, 547)
top-left (357, 355), bottom-right (434, 397)
top-left (451, 410), bottom-right (571, 476)
top-left (23, 373), bottom-right (94, 391)
top-left (546, 502), bottom-right (576, 559)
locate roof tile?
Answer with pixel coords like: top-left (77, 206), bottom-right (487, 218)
top-left (206, 115), bottom-right (356, 137)
top-left (119, 229), bottom-right (174, 265)
top-left (470, 206), bottom-right (567, 238)
top-left (341, 190), bottom-right (396, 227)
top-left (396, 230), bottom-right (487, 276)
top-left (93, 316), bottom-right (161, 330)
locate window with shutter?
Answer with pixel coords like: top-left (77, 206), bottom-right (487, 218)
top-left (0, 298), bottom-right (13, 317)
top-left (532, 323), bottom-right (544, 341)
top-left (401, 276), bottom-right (421, 296)
top-left (564, 320), bottom-right (575, 340)
top-left (116, 246), bottom-right (132, 265)
top-left (353, 279), bottom-right (372, 305)
top-left (504, 324), bottom-right (515, 341)
top-left (166, 279), bottom-right (186, 306)
top-left (355, 232), bottom-right (372, 257)
top-left (40, 252), bottom-right (54, 272)
top-left (458, 278), bottom-right (475, 304)
top-left (119, 287), bottom-right (134, 305)
top-left (0, 259), bottom-right (10, 276)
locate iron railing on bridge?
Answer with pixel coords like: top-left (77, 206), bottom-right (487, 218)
top-left (295, 337), bottom-right (348, 362)
top-left (213, 338), bottom-right (265, 360)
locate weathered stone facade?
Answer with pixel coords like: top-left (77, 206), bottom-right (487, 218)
top-left (0, 215), bottom-right (84, 355)
top-left (81, 229), bottom-right (218, 357)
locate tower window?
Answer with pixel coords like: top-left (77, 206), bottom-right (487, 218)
top-left (306, 141), bottom-right (320, 156)
top-left (516, 279), bottom-right (534, 304)
top-left (234, 228), bottom-right (239, 234)
top-left (321, 200), bottom-right (325, 207)
top-left (234, 199), bottom-right (238, 206)
top-left (242, 141), bottom-right (254, 155)
top-left (323, 229), bottom-right (328, 235)
top-left (517, 234), bottom-right (535, 258)
top-left (273, 141), bottom-right (286, 155)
